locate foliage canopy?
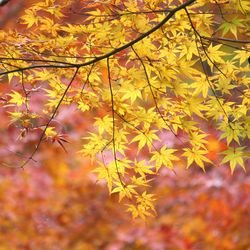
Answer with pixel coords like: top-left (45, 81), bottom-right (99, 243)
top-left (0, 0), bottom-right (249, 218)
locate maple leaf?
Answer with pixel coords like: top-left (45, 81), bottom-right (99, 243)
top-left (233, 50), bottom-right (250, 65)
top-left (45, 126), bottom-right (57, 138)
top-left (183, 147), bottom-right (212, 171)
top-left (221, 147), bottom-right (246, 173)
top-left (218, 18), bottom-right (244, 38)
top-left (151, 146), bottom-right (179, 171)
top-left (45, 5), bottom-right (65, 19)
top-left (111, 183), bottom-right (138, 202)
top-left (189, 131), bottom-right (208, 149)
top-left (134, 160), bottom-right (155, 177)
top-left (8, 91), bottom-right (26, 107)
top-left (92, 163), bottom-right (114, 193)
top-left (191, 74), bottom-right (210, 98)
top-left (183, 96), bottom-right (207, 118)
top-left (234, 0), bottom-right (250, 13)
top-left (94, 115), bottom-right (113, 135)
top-left (120, 83), bottom-right (143, 103)
top-left (207, 44), bottom-right (226, 67)
top-left (131, 129), bottom-right (159, 152)
top-left (219, 120), bottom-right (244, 145)
top-left (127, 192), bottom-right (156, 219)
top-left (21, 9), bottom-right (39, 28)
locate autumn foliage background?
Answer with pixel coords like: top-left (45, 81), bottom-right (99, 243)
top-left (0, 0), bottom-right (250, 249)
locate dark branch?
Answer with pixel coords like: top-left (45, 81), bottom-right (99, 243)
top-left (0, 0), bottom-right (196, 76)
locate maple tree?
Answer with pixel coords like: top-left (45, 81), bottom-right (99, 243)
top-left (0, 0), bottom-right (249, 219)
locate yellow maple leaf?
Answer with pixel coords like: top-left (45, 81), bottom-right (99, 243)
top-left (8, 91), bottom-right (26, 106)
